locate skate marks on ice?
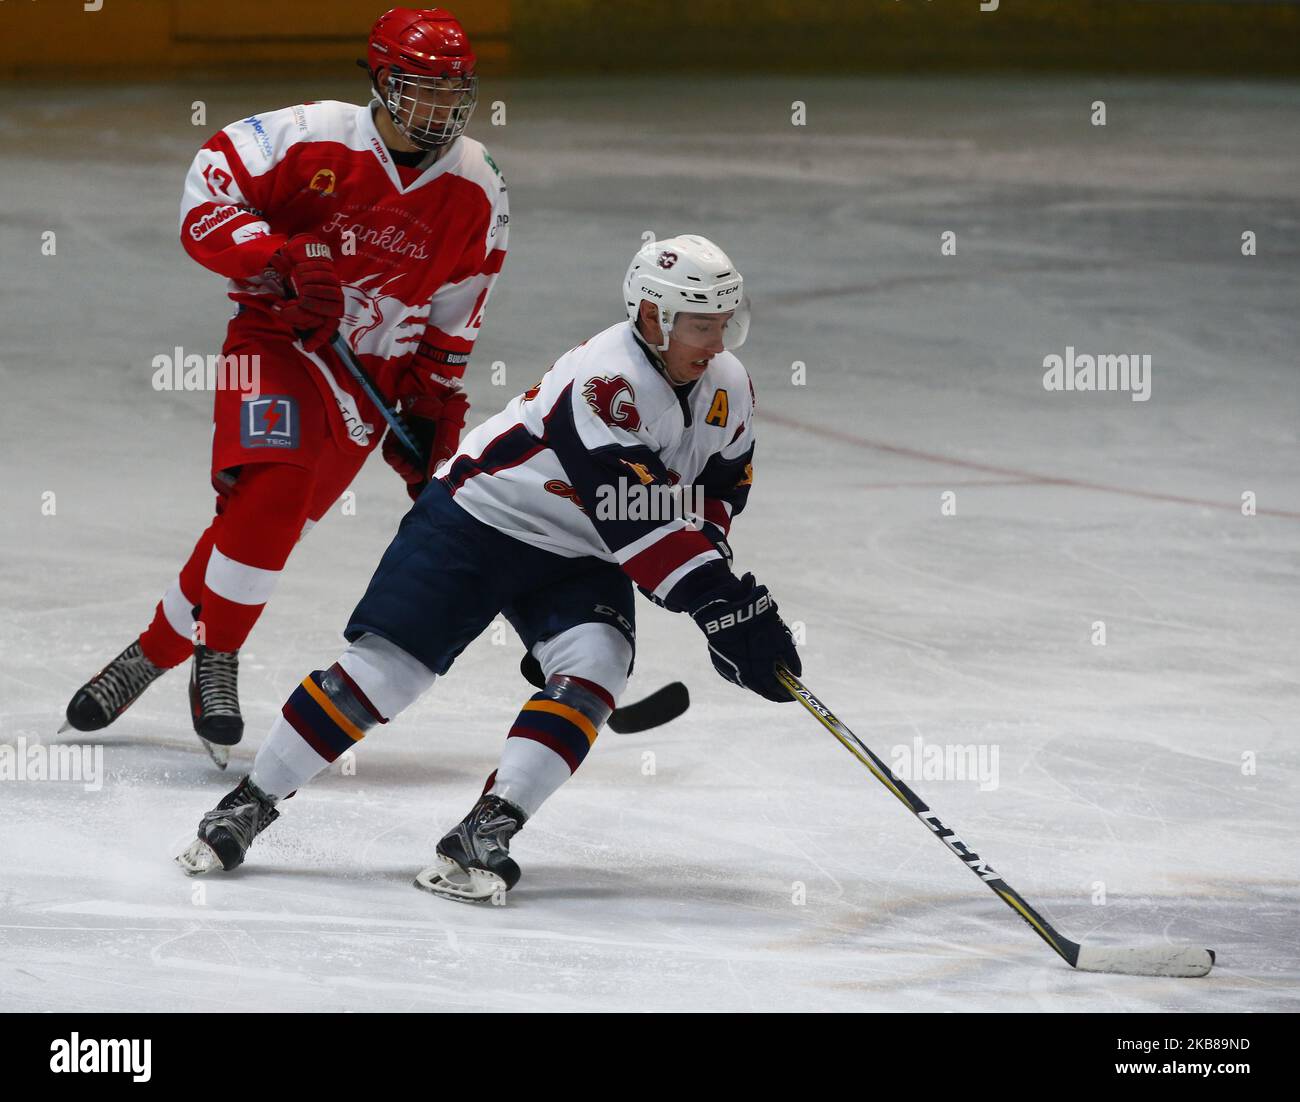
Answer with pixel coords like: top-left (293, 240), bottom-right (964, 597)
top-left (1, 705), bottom-right (1294, 1012)
top-left (5, 869), bottom-right (1295, 1012)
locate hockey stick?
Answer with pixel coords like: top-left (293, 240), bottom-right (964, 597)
top-left (520, 653), bottom-right (689, 733)
top-left (775, 665), bottom-right (1215, 978)
top-left (607, 682), bottom-right (690, 734)
top-left (326, 332), bottom-right (424, 464)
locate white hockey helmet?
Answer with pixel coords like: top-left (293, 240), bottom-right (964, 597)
top-left (623, 235), bottom-right (750, 352)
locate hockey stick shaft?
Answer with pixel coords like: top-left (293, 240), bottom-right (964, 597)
top-left (327, 333), bottom-right (424, 464)
top-left (775, 664), bottom-right (1082, 968)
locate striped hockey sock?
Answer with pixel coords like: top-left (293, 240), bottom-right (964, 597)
top-left (489, 680), bottom-right (611, 817)
top-left (252, 663), bottom-right (387, 798)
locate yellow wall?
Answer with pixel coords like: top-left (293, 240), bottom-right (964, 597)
top-left (0, 0), bottom-right (511, 80)
top-left (509, 0), bottom-right (1300, 75)
top-left (2, 0), bottom-right (1297, 79)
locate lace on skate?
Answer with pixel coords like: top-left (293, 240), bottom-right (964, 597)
top-left (197, 650), bottom-right (240, 716)
top-left (81, 642), bottom-right (163, 718)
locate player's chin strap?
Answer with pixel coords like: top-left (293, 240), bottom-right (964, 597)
top-left (518, 653), bottom-right (688, 735)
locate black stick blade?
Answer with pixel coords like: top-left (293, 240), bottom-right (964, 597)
top-left (607, 682), bottom-right (690, 733)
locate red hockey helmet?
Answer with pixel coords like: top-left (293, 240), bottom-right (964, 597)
top-left (364, 8), bottom-right (478, 149)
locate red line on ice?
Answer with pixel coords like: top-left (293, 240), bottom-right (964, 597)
top-left (762, 412), bottom-right (1300, 520)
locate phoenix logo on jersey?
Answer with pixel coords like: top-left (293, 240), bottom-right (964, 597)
top-left (583, 375), bottom-right (641, 431)
top-left (309, 168), bottom-right (337, 195)
top-left (339, 271), bottom-right (427, 356)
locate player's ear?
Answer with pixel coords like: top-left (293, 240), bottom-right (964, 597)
top-left (637, 300), bottom-right (660, 340)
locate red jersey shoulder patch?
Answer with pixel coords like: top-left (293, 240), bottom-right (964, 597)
top-left (582, 375), bottom-right (642, 432)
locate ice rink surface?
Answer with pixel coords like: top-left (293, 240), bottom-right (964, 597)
top-left (1, 76), bottom-right (1298, 1012)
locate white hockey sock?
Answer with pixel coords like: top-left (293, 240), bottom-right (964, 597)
top-left (489, 737), bottom-right (574, 819)
top-left (251, 635), bottom-right (436, 800)
top-left (250, 714), bottom-right (331, 799)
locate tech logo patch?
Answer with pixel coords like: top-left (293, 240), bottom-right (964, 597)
top-left (241, 396), bottom-right (299, 449)
top-left (582, 375), bottom-right (642, 431)
top-left (657, 250), bottom-right (678, 269)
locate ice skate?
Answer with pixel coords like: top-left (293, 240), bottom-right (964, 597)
top-left (63, 638), bottom-right (166, 733)
top-left (176, 775), bottom-right (280, 875)
top-left (415, 794), bottom-right (528, 902)
top-left (189, 645), bottom-right (243, 767)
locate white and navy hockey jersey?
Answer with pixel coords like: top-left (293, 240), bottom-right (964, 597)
top-left (437, 322), bottom-right (756, 612)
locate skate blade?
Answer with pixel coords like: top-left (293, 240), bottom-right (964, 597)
top-left (201, 739), bottom-right (230, 769)
top-left (413, 857), bottom-right (506, 903)
top-left (175, 837), bottom-right (223, 876)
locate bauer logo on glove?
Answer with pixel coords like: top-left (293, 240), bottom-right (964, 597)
top-left (699, 591), bottom-right (774, 635)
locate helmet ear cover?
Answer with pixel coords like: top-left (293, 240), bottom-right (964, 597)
top-left (629, 300), bottom-right (672, 353)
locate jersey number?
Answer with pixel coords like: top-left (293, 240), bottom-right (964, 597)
top-left (203, 163), bottom-right (234, 198)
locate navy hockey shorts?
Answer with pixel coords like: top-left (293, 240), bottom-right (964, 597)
top-left (344, 481), bottom-right (635, 676)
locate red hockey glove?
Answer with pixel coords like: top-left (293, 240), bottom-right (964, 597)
top-left (267, 235), bottom-right (343, 352)
top-left (382, 391), bottom-right (471, 501)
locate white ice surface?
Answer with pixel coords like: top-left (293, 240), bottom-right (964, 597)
top-left (1, 77), bottom-right (1298, 1012)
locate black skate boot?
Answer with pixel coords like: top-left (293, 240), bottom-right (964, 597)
top-left (63, 638), bottom-right (167, 732)
top-left (414, 794), bottom-right (529, 902)
top-left (175, 774), bottom-right (280, 875)
top-left (189, 645), bottom-right (243, 768)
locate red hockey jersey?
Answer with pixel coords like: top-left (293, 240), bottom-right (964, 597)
top-left (180, 99), bottom-right (508, 445)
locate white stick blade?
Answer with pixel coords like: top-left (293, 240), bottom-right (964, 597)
top-left (1075, 945), bottom-right (1215, 978)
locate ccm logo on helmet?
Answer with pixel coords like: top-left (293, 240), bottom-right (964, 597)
top-left (701, 593), bottom-right (773, 635)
